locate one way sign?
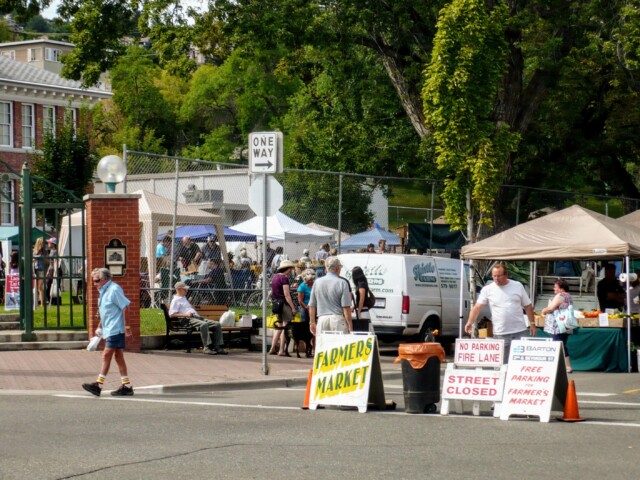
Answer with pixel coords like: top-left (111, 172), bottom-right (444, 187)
top-left (248, 132), bottom-right (283, 174)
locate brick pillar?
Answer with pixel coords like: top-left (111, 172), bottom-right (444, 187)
top-left (85, 193), bottom-right (142, 352)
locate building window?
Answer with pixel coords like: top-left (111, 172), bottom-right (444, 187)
top-left (1, 180), bottom-right (15, 226)
top-left (0, 101), bottom-right (12, 147)
top-left (44, 48), bottom-right (62, 62)
top-left (28, 48), bottom-right (37, 62)
top-left (43, 105), bottom-right (55, 138)
top-left (1, 50), bottom-right (16, 60)
top-left (22, 104), bottom-right (35, 148)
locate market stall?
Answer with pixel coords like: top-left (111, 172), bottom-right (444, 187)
top-left (460, 204), bottom-right (640, 372)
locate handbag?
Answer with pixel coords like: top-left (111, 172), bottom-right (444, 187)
top-left (554, 305), bottom-right (579, 334)
top-left (365, 289), bottom-right (376, 309)
top-left (266, 314), bottom-right (281, 329)
top-left (271, 297), bottom-right (285, 314)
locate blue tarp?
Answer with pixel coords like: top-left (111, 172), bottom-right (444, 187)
top-left (339, 226), bottom-right (401, 250)
top-left (157, 225), bottom-right (256, 242)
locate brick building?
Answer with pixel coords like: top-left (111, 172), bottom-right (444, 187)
top-left (0, 53), bottom-right (111, 226)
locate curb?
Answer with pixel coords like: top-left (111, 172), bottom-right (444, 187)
top-left (135, 370), bottom-right (404, 395)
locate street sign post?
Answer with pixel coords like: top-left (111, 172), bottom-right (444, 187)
top-left (248, 175), bottom-right (283, 217)
top-left (249, 132), bottom-right (283, 174)
top-left (248, 131), bottom-right (284, 376)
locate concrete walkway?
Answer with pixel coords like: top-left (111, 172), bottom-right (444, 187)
top-left (0, 348), bottom-right (404, 394)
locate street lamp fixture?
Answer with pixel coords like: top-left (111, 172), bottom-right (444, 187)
top-left (97, 155), bottom-right (126, 193)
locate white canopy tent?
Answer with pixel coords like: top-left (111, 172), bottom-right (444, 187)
top-left (232, 211), bottom-right (332, 260)
top-left (58, 190), bottom-right (230, 304)
top-left (459, 205), bottom-right (640, 372)
top-left (135, 190), bottom-right (229, 296)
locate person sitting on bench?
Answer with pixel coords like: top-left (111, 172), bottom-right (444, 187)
top-left (169, 281), bottom-right (228, 355)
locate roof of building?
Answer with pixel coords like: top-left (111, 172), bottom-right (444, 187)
top-left (0, 38), bottom-right (74, 48)
top-left (0, 55), bottom-right (110, 95)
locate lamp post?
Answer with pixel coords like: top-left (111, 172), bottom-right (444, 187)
top-left (97, 155), bottom-right (126, 193)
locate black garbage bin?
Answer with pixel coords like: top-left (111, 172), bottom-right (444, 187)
top-left (395, 343), bottom-right (445, 414)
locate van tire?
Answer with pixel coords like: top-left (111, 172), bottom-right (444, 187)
top-left (418, 317), bottom-right (440, 343)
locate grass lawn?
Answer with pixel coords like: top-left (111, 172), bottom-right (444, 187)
top-left (388, 181), bottom-right (443, 229)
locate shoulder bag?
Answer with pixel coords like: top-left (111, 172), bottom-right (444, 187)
top-left (554, 305), bottom-right (579, 334)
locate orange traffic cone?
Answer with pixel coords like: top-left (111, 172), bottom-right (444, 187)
top-left (557, 379), bottom-right (586, 422)
top-left (301, 369), bottom-right (313, 410)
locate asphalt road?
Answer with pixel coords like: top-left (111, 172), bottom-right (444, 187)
top-left (1, 371), bottom-right (639, 479)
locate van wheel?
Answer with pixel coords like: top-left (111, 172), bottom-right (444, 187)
top-left (419, 320), bottom-right (439, 343)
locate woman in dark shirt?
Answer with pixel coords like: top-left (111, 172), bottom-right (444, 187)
top-left (352, 266), bottom-right (372, 331)
top-left (269, 260), bottom-right (297, 356)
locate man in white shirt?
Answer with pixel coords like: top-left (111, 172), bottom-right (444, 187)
top-left (169, 282), bottom-right (227, 355)
top-left (465, 264), bottom-right (536, 360)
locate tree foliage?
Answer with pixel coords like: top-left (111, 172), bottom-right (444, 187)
top-left (423, 0), bottom-right (518, 230)
top-left (31, 110), bottom-right (95, 203)
top-left (10, 0), bottom-right (640, 236)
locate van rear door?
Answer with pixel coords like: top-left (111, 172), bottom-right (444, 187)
top-left (339, 253), bottom-right (405, 335)
top-left (435, 258), bottom-right (469, 336)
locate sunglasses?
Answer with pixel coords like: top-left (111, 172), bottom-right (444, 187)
top-left (93, 279), bottom-right (101, 283)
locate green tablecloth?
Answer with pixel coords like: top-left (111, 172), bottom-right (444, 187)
top-left (537, 328), bottom-right (627, 372)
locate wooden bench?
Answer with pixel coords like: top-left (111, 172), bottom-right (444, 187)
top-left (160, 303), bottom-right (198, 353)
top-left (196, 305), bottom-right (254, 350)
top-left (160, 304), bottom-right (253, 352)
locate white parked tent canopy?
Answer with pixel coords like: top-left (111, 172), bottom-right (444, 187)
top-left (460, 204), bottom-right (640, 372)
top-left (232, 211), bottom-right (332, 243)
top-left (135, 190), bottom-right (229, 292)
top-left (58, 190), bottom-right (229, 301)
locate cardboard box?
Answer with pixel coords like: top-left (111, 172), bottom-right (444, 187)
top-left (605, 317), bottom-right (626, 328)
top-left (579, 318), bottom-right (599, 328)
top-left (478, 322), bottom-right (493, 338)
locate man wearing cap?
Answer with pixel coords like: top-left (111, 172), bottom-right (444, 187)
top-left (309, 256), bottom-right (353, 335)
top-left (201, 236), bottom-right (222, 263)
top-left (300, 249), bottom-right (311, 265)
top-left (169, 282), bottom-right (228, 355)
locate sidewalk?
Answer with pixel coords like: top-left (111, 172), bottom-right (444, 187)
top-left (0, 348), bottom-right (404, 394)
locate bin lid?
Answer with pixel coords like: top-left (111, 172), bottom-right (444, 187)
top-left (394, 342), bottom-right (445, 369)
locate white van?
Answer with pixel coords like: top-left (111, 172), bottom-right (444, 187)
top-left (338, 254), bottom-right (470, 341)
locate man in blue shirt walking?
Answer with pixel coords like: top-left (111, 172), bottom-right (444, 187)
top-left (82, 268), bottom-right (134, 396)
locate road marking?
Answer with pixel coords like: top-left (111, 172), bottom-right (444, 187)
top-left (55, 394), bottom-right (302, 410)
top-left (579, 392), bottom-right (616, 397)
top-left (623, 388), bottom-right (640, 394)
top-left (581, 400), bottom-right (640, 407)
top-left (55, 395), bottom-right (640, 427)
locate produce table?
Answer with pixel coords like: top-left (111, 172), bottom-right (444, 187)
top-left (536, 327), bottom-right (627, 372)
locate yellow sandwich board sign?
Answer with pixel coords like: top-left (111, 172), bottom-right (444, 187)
top-left (309, 332), bottom-right (385, 413)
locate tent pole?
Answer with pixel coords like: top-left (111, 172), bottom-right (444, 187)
top-left (459, 258), bottom-right (465, 339)
top-left (625, 255), bottom-right (632, 372)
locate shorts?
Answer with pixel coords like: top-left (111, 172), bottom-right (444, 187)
top-left (105, 333), bottom-right (125, 349)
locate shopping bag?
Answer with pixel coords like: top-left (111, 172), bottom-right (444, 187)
top-left (266, 314), bottom-right (278, 329)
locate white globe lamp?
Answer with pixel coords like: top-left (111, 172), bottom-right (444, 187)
top-left (97, 155), bottom-right (126, 193)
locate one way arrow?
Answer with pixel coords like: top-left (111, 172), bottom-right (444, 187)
top-left (254, 161), bottom-right (273, 168)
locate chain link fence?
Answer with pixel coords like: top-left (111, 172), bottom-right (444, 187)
top-left (119, 149), bottom-right (638, 314)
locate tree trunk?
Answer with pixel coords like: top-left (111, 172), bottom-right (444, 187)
top-left (378, 54), bottom-right (430, 139)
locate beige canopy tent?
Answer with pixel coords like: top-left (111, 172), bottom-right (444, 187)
top-left (618, 209), bottom-right (640, 229)
top-left (460, 204), bottom-right (640, 372)
top-left (461, 205), bottom-right (640, 260)
top-left (135, 190), bottom-right (229, 304)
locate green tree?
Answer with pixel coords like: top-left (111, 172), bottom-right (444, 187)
top-left (31, 110), bottom-right (95, 203)
top-left (109, 47), bottom-right (180, 152)
top-left (59, 0), bottom-right (137, 87)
